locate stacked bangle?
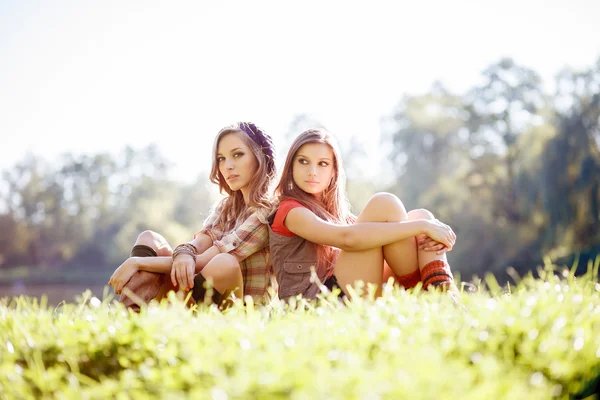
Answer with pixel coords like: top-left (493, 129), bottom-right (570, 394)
top-left (172, 243), bottom-right (199, 264)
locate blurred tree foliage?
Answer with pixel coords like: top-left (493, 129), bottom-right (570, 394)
top-left (1, 58), bottom-right (598, 284)
top-left (0, 145), bottom-right (214, 274)
top-left (382, 57), bottom-right (600, 280)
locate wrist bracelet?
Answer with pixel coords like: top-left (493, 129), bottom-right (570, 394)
top-left (173, 243), bottom-right (198, 264)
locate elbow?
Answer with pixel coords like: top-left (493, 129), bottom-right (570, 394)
top-left (340, 230), bottom-right (360, 251)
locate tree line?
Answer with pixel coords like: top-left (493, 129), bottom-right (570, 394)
top-left (1, 57), bottom-right (598, 282)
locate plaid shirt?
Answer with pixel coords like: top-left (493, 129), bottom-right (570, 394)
top-left (195, 206), bottom-right (272, 304)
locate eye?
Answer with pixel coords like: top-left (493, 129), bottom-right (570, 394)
top-left (318, 161), bottom-right (329, 167)
top-left (297, 158), bottom-right (308, 165)
top-left (233, 152), bottom-right (244, 158)
top-left (217, 156), bottom-right (225, 163)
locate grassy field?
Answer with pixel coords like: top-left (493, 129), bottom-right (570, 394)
top-left (1, 265), bottom-right (599, 399)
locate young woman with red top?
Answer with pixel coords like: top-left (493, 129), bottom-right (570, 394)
top-left (108, 122), bottom-right (277, 310)
top-left (269, 129), bottom-right (458, 301)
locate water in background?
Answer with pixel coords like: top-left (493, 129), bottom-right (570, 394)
top-left (0, 283), bottom-right (112, 305)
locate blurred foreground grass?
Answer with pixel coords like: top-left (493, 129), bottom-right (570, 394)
top-left (1, 265), bottom-right (599, 400)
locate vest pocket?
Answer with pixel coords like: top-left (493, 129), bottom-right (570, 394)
top-left (279, 261), bottom-right (317, 298)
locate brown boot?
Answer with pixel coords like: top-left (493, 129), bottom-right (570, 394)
top-left (119, 245), bottom-right (165, 312)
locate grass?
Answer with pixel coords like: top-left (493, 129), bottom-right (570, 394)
top-left (0, 265), bottom-right (599, 400)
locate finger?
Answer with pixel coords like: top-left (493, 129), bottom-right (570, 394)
top-left (178, 268), bottom-right (187, 291)
top-left (119, 279), bottom-right (127, 294)
top-left (419, 240), bottom-right (436, 249)
top-left (448, 231), bottom-right (454, 241)
top-left (175, 267), bottom-right (183, 289)
top-left (171, 266), bottom-right (176, 287)
top-left (185, 263), bottom-right (192, 290)
top-left (425, 243), bottom-right (445, 252)
top-left (443, 237), bottom-right (452, 249)
top-left (187, 266), bottom-right (194, 289)
top-left (437, 247), bottom-right (449, 255)
top-left (182, 266), bottom-right (189, 291)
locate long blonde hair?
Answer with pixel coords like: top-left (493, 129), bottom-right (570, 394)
top-left (274, 129), bottom-right (353, 271)
top-left (208, 122), bottom-right (276, 231)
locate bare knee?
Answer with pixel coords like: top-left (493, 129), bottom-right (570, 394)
top-left (214, 254), bottom-right (241, 278)
top-left (407, 208), bottom-right (435, 221)
top-left (360, 192), bottom-right (408, 222)
top-left (135, 230), bottom-right (172, 256)
top-left (203, 254), bottom-right (242, 292)
top-left (136, 230), bottom-right (161, 249)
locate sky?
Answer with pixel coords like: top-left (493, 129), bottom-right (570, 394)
top-left (1, 0), bottom-right (599, 184)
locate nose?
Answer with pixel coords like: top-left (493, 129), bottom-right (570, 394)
top-left (308, 166), bottom-right (317, 177)
top-left (225, 158), bottom-right (235, 170)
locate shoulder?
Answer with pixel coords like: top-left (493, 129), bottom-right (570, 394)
top-left (276, 199), bottom-right (308, 219)
top-left (241, 204), bottom-right (278, 226)
top-left (280, 199), bottom-right (306, 211)
top-left (270, 199), bottom-right (310, 236)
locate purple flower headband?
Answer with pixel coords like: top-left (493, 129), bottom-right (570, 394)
top-left (238, 122), bottom-right (276, 172)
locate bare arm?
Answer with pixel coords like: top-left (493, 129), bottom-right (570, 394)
top-left (136, 234), bottom-right (214, 274)
top-left (194, 245), bottom-right (220, 273)
top-left (136, 256), bottom-right (173, 274)
top-left (285, 208), bottom-right (455, 251)
top-left (285, 208), bottom-right (426, 251)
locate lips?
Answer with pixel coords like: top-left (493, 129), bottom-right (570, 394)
top-left (305, 180), bottom-right (320, 184)
top-left (227, 175), bottom-right (240, 181)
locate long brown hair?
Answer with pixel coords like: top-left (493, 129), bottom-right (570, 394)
top-left (274, 129), bottom-right (353, 271)
top-left (208, 122), bottom-right (276, 231)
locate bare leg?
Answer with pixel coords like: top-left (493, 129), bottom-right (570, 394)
top-left (334, 193), bottom-right (405, 297)
top-left (382, 209), bottom-right (443, 281)
top-left (334, 194), bottom-right (454, 297)
top-left (381, 207), bottom-right (419, 279)
top-left (405, 209), bottom-right (449, 269)
top-left (136, 230), bottom-right (174, 257)
top-left (135, 230), bottom-right (174, 302)
top-left (121, 231), bottom-right (214, 307)
top-left (152, 233), bottom-right (214, 301)
top-left (199, 254), bottom-right (244, 298)
top-left (406, 209), bottom-right (457, 291)
top-left (192, 253), bottom-right (243, 307)
top-left (382, 261), bottom-right (397, 285)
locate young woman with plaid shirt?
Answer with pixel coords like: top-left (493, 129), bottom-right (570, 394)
top-left (109, 122), bottom-right (276, 309)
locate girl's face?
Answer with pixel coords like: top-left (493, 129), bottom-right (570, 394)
top-left (217, 132), bottom-right (258, 193)
top-left (292, 142), bottom-right (335, 197)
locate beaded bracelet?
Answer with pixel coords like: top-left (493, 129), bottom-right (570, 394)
top-left (172, 243), bottom-right (199, 264)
